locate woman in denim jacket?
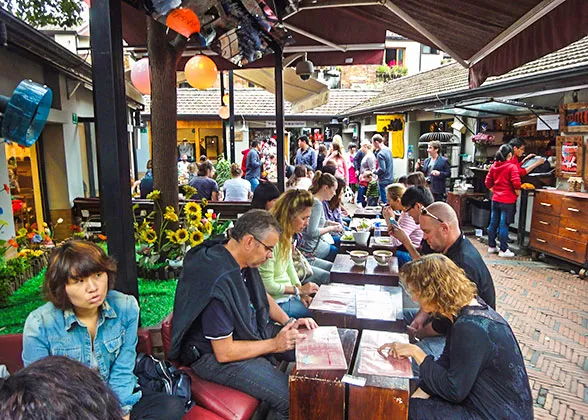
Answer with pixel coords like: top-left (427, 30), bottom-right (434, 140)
top-left (22, 240), bottom-right (184, 420)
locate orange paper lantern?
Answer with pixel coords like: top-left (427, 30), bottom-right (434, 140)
top-left (185, 55), bottom-right (218, 90)
top-left (166, 8), bottom-right (201, 38)
top-left (130, 58), bottom-right (151, 95)
top-left (218, 106), bottom-right (230, 120)
top-left (222, 94), bottom-right (230, 106)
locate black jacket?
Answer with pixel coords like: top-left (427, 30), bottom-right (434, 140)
top-left (168, 239), bottom-right (271, 360)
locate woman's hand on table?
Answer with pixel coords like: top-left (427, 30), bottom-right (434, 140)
top-left (299, 282), bottom-right (319, 296)
top-left (377, 342), bottom-right (427, 365)
top-left (301, 295), bottom-right (313, 308)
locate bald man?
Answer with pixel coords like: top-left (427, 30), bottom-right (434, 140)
top-left (394, 202), bottom-right (496, 361)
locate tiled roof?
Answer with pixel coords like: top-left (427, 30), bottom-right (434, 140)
top-left (344, 36), bottom-right (588, 116)
top-left (142, 88), bottom-right (381, 118)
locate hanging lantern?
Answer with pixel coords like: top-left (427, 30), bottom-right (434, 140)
top-left (218, 105), bottom-right (230, 120)
top-left (222, 94), bottom-right (230, 106)
top-left (130, 58), bottom-right (151, 95)
top-left (166, 8), bottom-right (201, 38)
top-left (185, 55), bottom-right (217, 90)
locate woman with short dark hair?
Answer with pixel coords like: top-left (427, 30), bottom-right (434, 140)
top-left (379, 254), bottom-right (532, 420)
top-left (189, 160), bottom-right (219, 201)
top-left (22, 241), bottom-right (185, 420)
top-left (251, 182), bottom-right (281, 210)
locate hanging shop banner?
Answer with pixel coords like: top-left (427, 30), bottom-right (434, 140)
top-left (559, 103), bottom-right (588, 133)
top-left (376, 114), bottom-right (405, 158)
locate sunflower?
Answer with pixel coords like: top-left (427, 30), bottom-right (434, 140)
top-left (175, 228), bottom-right (189, 243)
top-left (164, 209), bottom-right (179, 222)
top-left (184, 202), bottom-right (202, 216)
top-left (204, 221), bottom-right (213, 236)
top-left (186, 212), bottom-right (201, 227)
top-left (141, 229), bottom-right (157, 244)
top-left (201, 198), bottom-right (208, 207)
top-left (183, 185), bottom-right (197, 199)
top-left (146, 190), bottom-right (161, 200)
top-left (189, 230), bottom-right (204, 247)
top-left (166, 230), bottom-right (178, 244)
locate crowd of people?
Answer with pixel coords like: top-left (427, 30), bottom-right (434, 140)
top-left (1, 134), bottom-right (538, 420)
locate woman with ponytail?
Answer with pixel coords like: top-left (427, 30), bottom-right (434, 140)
top-left (485, 144), bottom-right (521, 258)
top-left (223, 163), bottom-right (252, 201)
top-left (298, 171), bottom-right (343, 262)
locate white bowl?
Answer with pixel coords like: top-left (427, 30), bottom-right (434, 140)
top-left (373, 250), bottom-right (393, 266)
top-left (349, 250), bottom-right (369, 265)
top-left (352, 231), bottom-right (370, 246)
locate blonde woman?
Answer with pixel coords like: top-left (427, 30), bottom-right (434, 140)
top-left (379, 255), bottom-right (532, 420)
top-left (259, 189), bottom-right (327, 318)
top-left (382, 183), bottom-right (423, 266)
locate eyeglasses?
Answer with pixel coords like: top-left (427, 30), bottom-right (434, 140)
top-left (252, 236), bottom-right (274, 254)
top-left (420, 207), bottom-right (444, 224)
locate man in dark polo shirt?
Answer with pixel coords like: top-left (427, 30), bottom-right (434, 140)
top-left (169, 210), bottom-right (317, 420)
top-left (391, 202), bottom-right (495, 361)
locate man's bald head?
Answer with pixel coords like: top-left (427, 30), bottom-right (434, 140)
top-left (420, 202), bottom-right (461, 254)
top-left (426, 202), bottom-right (459, 228)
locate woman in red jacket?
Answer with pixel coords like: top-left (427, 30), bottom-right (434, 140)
top-left (485, 144), bottom-right (521, 258)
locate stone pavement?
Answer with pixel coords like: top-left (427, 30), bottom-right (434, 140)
top-left (471, 239), bottom-right (588, 420)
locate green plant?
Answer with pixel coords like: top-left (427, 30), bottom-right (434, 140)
top-left (390, 65), bottom-right (408, 78)
top-left (214, 157), bottom-right (231, 189)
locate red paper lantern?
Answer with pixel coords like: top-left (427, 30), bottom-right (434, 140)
top-left (130, 58), bottom-right (151, 95)
top-left (166, 8), bottom-right (201, 38)
top-left (185, 55), bottom-right (217, 90)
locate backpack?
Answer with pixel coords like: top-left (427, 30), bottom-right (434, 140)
top-left (134, 353), bottom-right (194, 413)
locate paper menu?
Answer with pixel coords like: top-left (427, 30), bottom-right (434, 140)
top-left (309, 284), bottom-right (357, 315)
top-left (296, 326), bottom-right (348, 371)
top-left (357, 330), bottom-right (413, 378)
top-left (355, 287), bottom-right (403, 321)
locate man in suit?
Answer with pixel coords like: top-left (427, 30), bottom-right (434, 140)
top-left (417, 140), bottom-right (451, 201)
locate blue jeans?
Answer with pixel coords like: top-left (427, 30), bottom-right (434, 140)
top-left (357, 185), bottom-right (367, 207)
top-left (279, 297), bottom-right (311, 318)
top-left (488, 201), bottom-right (516, 252)
top-left (378, 182), bottom-right (391, 204)
top-left (249, 178), bottom-right (260, 192)
top-left (403, 308), bottom-right (446, 376)
top-left (306, 257), bottom-right (332, 285)
top-left (325, 244), bottom-right (338, 262)
top-left (192, 352), bottom-right (289, 420)
top-left (396, 250), bottom-right (412, 268)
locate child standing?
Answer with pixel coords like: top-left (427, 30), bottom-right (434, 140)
top-left (364, 171), bottom-right (380, 206)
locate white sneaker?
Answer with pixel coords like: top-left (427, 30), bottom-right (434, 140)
top-left (498, 249), bottom-right (516, 258)
top-left (487, 247), bottom-right (498, 254)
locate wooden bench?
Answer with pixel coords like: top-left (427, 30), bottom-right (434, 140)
top-left (72, 198), bottom-right (252, 232)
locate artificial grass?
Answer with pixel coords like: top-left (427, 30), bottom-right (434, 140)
top-left (0, 269), bottom-right (178, 335)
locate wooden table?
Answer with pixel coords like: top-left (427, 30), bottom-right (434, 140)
top-left (353, 207), bottom-right (382, 218)
top-left (348, 332), bottom-right (410, 420)
top-left (310, 284), bottom-right (405, 332)
top-left (289, 328), bottom-right (359, 420)
top-left (330, 255), bottom-right (399, 286)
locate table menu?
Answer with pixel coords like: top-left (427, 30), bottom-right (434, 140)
top-left (296, 326), bottom-right (348, 371)
top-left (357, 330), bottom-right (413, 378)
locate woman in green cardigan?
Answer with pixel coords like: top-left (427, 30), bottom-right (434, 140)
top-left (259, 189), bottom-right (321, 318)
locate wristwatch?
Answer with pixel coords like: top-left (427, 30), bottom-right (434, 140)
top-left (284, 317), bottom-right (297, 327)
top-left (293, 285), bottom-right (300, 297)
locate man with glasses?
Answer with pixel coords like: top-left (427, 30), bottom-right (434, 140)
top-left (390, 202), bottom-right (495, 365)
top-left (169, 210), bottom-right (317, 420)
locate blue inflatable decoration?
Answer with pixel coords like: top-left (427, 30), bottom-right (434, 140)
top-left (0, 80), bottom-right (52, 147)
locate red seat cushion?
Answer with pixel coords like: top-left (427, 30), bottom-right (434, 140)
top-left (0, 334), bottom-right (24, 374)
top-left (136, 328), bottom-right (152, 355)
top-left (161, 313), bottom-right (259, 420)
top-left (183, 404), bottom-right (225, 420)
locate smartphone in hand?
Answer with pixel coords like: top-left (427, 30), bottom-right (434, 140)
top-left (388, 217), bottom-right (399, 228)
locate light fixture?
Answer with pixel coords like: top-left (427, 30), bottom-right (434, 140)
top-left (222, 93), bottom-right (230, 106)
top-left (239, 116), bottom-right (248, 132)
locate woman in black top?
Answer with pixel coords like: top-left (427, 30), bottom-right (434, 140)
top-left (379, 254), bottom-right (532, 420)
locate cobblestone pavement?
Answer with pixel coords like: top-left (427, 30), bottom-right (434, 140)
top-left (471, 239), bottom-right (588, 420)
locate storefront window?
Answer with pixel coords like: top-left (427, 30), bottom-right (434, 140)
top-left (5, 143), bottom-right (40, 230)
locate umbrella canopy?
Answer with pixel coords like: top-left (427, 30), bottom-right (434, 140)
top-left (419, 132), bottom-right (459, 143)
top-left (121, 0), bottom-right (588, 85)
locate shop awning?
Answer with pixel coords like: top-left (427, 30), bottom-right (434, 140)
top-left (121, 0), bottom-right (588, 86)
top-left (428, 97), bottom-right (558, 129)
top-left (233, 67), bottom-right (330, 113)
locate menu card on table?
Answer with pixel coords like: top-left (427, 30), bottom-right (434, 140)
top-left (355, 286), bottom-right (403, 321)
top-left (296, 326), bottom-right (348, 371)
top-left (308, 284), bottom-right (359, 314)
top-left (357, 330), bottom-right (413, 378)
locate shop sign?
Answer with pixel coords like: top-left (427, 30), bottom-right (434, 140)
top-left (72, 113), bottom-right (78, 124)
top-left (536, 114), bottom-right (559, 131)
top-left (265, 120), bottom-right (307, 128)
top-left (376, 114), bottom-right (404, 132)
top-left (559, 103), bottom-right (588, 132)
